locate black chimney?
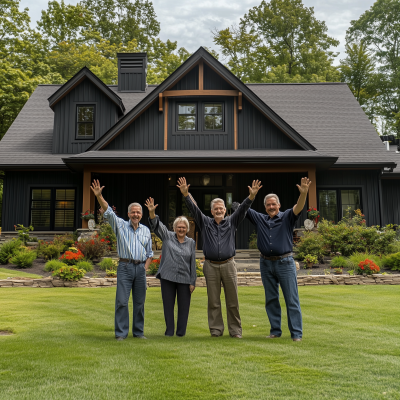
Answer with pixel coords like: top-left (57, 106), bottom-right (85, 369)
top-left (117, 53), bottom-right (147, 92)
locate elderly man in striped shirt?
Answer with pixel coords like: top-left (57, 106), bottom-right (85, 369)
top-left (91, 180), bottom-right (153, 340)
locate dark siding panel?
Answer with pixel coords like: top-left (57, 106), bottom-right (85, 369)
top-left (2, 171), bottom-right (82, 231)
top-left (316, 170), bottom-right (381, 226)
top-left (94, 173), bottom-right (167, 228)
top-left (203, 64), bottom-right (235, 90)
top-left (235, 172), bottom-right (307, 249)
top-left (105, 102), bottom-right (164, 150)
top-left (238, 97), bottom-right (301, 150)
top-left (168, 97), bottom-right (234, 150)
top-left (170, 66), bottom-right (199, 90)
top-left (381, 179), bottom-right (400, 225)
top-left (52, 78), bottom-right (119, 154)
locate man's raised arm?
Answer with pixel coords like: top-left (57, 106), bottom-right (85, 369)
top-left (177, 177), bottom-right (205, 229)
top-left (293, 177), bottom-right (312, 215)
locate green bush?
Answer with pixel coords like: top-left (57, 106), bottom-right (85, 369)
top-left (76, 260), bottom-right (93, 272)
top-left (52, 266), bottom-right (85, 281)
top-left (76, 237), bottom-right (108, 260)
top-left (0, 239), bottom-right (22, 264)
top-left (196, 259), bottom-right (204, 277)
top-left (295, 232), bottom-right (326, 262)
top-left (40, 243), bottom-right (63, 260)
top-left (248, 231), bottom-right (257, 249)
top-left (53, 234), bottom-right (75, 252)
top-left (330, 256), bottom-right (349, 269)
top-left (44, 259), bottom-right (65, 272)
top-left (387, 240), bottom-right (400, 254)
top-left (10, 250), bottom-right (37, 268)
top-left (318, 220), bottom-right (396, 256)
top-left (382, 252), bottom-right (400, 271)
top-left (98, 257), bottom-right (117, 271)
top-left (98, 223), bottom-right (117, 251)
top-left (347, 252), bottom-right (383, 269)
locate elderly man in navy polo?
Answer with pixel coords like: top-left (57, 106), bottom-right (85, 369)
top-left (91, 180), bottom-right (153, 341)
top-left (246, 177), bottom-right (311, 342)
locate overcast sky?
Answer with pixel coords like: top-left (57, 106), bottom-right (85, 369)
top-left (20, 0), bottom-right (376, 64)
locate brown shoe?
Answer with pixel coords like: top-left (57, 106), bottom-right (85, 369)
top-left (266, 334), bottom-right (280, 339)
top-left (232, 334), bottom-right (242, 338)
top-left (292, 338), bottom-right (302, 342)
top-left (211, 334), bottom-right (221, 337)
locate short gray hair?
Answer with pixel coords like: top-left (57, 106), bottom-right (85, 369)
top-left (211, 198), bottom-right (225, 210)
top-left (264, 194), bottom-right (280, 207)
top-left (173, 216), bottom-right (189, 231)
top-left (128, 202), bottom-right (142, 213)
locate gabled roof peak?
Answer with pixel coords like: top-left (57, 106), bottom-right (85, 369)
top-left (47, 67), bottom-right (125, 115)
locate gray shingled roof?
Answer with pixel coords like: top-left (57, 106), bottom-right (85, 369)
top-left (0, 81), bottom-right (396, 170)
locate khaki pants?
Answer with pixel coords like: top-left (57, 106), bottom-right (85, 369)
top-left (203, 259), bottom-right (241, 336)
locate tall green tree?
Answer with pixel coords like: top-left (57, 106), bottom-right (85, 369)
top-left (212, 0), bottom-right (340, 83)
top-left (346, 0), bottom-right (400, 136)
top-left (37, 0), bottom-right (95, 47)
top-left (80, 0), bottom-right (160, 47)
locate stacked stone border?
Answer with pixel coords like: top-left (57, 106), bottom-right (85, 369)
top-left (1, 272), bottom-right (400, 288)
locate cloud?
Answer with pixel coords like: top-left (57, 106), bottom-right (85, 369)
top-left (21, 0), bottom-right (376, 63)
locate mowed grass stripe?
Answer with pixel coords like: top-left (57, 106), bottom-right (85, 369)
top-left (0, 286), bottom-right (399, 400)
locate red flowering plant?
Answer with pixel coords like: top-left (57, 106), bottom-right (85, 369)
top-left (147, 255), bottom-right (162, 276)
top-left (307, 208), bottom-right (320, 223)
top-left (80, 210), bottom-right (95, 220)
top-left (356, 259), bottom-right (380, 275)
top-left (76, 235), bottom-right (108, 260)
top-left (59, 247), bottom-right (84, 265)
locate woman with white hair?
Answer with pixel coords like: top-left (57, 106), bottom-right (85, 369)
top-left (145, 197), bottom-right (196, 337)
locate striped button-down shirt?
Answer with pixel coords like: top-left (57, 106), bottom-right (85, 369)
top-left (149, 216), bottom-right (197, 286)
top-left (104, 205), bottom-right (153, 261)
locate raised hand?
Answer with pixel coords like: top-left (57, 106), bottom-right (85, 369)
top-left (90, 179), bottom-right (104, 197)
top-left (296, 177), bottom-right (312, 194)
top-left (145, 197), bottom-right (158, 218)
top-left (248, 180), bottom-right (263, 200)
top-left (177, 177), bottom-right (190, 197)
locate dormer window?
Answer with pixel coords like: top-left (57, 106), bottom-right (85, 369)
top-left (76, 105), bottom-right (95, 139)
top-left (204, 103), bottom-right (223, 130)
top-left (177, 103), bottom-right (197, 131)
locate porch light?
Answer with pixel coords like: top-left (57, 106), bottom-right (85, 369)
top-left (202, 174), bottom-right (210, 186)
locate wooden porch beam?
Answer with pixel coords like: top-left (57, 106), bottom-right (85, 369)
top-left (162, 90), bottom-right (239, 97)
top-left (238, 92), bottom-right (242, 110)
top-left (82, 168), bottom-right (92, 229)
top-left (159, 93), bottom-right (163, 112)
top-left (199, 61), bottom-right (204, 90)
top-left (234, 97), bottom-right (238, 150)
top-left (307, 167), bottom-right (317, 209)
top-left (164, 98), bottom-right (168, 150)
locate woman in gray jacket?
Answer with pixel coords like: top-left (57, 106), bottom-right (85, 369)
top-left (145, 197), bottom-right (196, 337)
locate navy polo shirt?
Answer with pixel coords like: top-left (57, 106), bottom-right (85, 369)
top-left (246, 208), bottom-right (299, 256)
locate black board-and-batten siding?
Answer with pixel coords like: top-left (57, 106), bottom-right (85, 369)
top-left (52, 79), bottom-right (119, 154)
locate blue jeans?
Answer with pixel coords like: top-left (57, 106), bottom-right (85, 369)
top-left (260, 256), bottom-right (302, 339)
top-left (115, 261), bottom-right (147, 338)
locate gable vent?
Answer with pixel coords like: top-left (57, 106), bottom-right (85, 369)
top-left (117, 53), bottom-right (147, 92)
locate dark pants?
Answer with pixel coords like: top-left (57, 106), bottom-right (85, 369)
top-left (160, 278), bottom-right (191, 336)
top-left (115, 261), bottom-right (147, 338)
top-left (260, 256), bottom-right (302, 339)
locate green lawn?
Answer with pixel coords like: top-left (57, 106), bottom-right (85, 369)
top-left (0, 286), bottom-right (399, 400)
top-left (0, 267), bottom-right (42, 279)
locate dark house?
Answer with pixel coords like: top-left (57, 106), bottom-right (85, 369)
top-left (0, 47), bottom-right (398, 248)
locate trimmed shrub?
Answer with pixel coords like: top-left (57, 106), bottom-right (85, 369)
top-left (347, 252), bottom-right (383, 269)
top-left (10, 250), bottom-right (36, 268)
top-left (295, 232), bottom-right (326, 262)
top-left (382, 252), bottom-right (400, 271)
top-left (330, 256), bottom-right (349, 269)
top-left (76, 260), bottom-right (93, 272)
top-left (196, 259), bottom-right (204, 277)
top-left (0, 239), bottom-right (22, 264)
top-left (248, 231), bottom-right (257, 249)
top-left (44, 259), bottom-right (65, 272)
top-left (52, 266), bottom-right (85, 281)
top-left (40, 242), bottom-right (63, 260)
top-left (98, 257), bottom-right (118, 271)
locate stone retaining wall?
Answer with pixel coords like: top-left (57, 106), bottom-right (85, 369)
top-left (1, 272), bottom-right (400, 288)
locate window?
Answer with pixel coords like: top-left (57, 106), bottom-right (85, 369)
top-left (177, 104), bottom-right (196, 131)
top-left (30, 188), bottom-right (76, 230)
top-left (76, 105), bottom-right (95, 139)
top-left (318, 189), bottom-right (361, 223)
top-left (204, 103), bottom-right (223, 130)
